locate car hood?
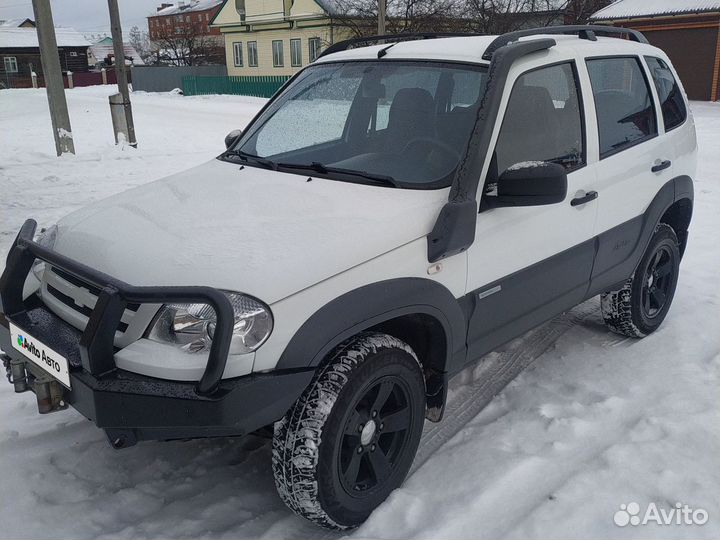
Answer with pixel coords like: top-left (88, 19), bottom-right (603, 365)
top-left (53, 159), bottom-right (448, 304)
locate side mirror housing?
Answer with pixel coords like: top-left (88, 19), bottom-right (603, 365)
top-left (224, 129), bottom-right (243, 149)
top-left (483, 162), bottom-right (567, 209)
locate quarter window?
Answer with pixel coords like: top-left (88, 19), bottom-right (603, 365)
top-left (233, 42), bottom-right (243, 67)
top-left (248, 41), bottom-right (258, 67)
top-left (290, 38), bottom-right (302, 67)
top-left (308, 37), bottom-right (321, 62)
top-left (644, 56), bottom-right (687, 131)
top-left (272, 40), bottom-right (284, 67)
top-left (586, 57), bottom-right (657, 158)
top-left (493, 62), bottom-right (585, 177)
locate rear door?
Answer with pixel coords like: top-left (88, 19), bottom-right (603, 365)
top-left (583, 55), bottom-right (675, 293)
top-left (465, 57), bottom-right (598, 361)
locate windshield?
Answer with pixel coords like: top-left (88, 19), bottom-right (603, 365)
top-left (229, 61), bottom-right (488, 189)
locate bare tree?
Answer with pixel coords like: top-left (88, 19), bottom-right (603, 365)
top-left (329, 0), bottom-right (611, 42)
top-left (151, 20), bottom-right (224, 66)
top-left (329, 0), bottom-right (465, 40)
top-left (459, 0), bottom-right (570, 35)
top-left (128, 26), bottom-right (153, 65)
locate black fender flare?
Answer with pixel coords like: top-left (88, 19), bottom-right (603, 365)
top-left (589, 175), bottom-right (693, 295)
top-left (276, 278), bottom-right (467, 372)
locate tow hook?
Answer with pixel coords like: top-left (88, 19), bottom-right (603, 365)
top-left (33, 373), bottom-right (68, 414)
top-left (3, 355), bottom-right (68, 414)
top-left (4, 354), bottom-right (30, 393)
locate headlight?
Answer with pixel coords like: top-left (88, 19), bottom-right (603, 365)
top-left (146, 291), bottom-right (273, 355)
top-left (32, 224), bottom-right (58, 280)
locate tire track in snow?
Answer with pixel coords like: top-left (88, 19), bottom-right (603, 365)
top-left (411, 299), bottom-right (602, 474)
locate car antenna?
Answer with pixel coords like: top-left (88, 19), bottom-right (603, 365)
top-left (377, 41), bottom-right (399, 58)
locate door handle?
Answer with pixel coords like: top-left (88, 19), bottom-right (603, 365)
top-left (571, 190), bottom-right (598, 207)
top-left (651, 159), bottom-right (672, 173)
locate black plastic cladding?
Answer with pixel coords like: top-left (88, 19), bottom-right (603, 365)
top-left (0, 219), bottom-right (235, 396)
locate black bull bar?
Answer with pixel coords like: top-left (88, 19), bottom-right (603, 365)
top-left (0, 219), bottom-right (234, 396)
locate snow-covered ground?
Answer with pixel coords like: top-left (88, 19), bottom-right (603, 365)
top-left (0, 87), bottom-right (718, 540)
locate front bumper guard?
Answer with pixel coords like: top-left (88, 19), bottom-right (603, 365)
top-left (0, 219), bottom-right (234, 396)
top-left (0, 219), bottom-right (314, 447)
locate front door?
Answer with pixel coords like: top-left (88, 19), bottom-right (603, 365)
top-left (465, 58), bottom-right (598, 361)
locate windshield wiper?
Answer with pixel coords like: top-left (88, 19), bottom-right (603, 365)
top-left (222, 149), bottom-right (277, 170)
top-left (277, 161), bottom-right (400, 188)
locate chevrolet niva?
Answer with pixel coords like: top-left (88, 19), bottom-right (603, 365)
top-left (1, 26), bottom-right (695, 529)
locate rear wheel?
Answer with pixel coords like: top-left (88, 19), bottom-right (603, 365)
top-left (601, 223), bottom-right (680, 337)
top-left (272, 332), bottom-right (425, 529)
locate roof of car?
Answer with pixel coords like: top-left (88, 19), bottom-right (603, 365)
top-left (314, 33), bottom-right (662, 65)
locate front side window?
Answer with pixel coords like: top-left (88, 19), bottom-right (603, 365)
top-left (233, 61), bottom-right (488, 189)
top-left (3, 56), bottom-right (18, 73)
top-left (586, 56), bottom-right (657, 158)
top-left (644, 56), bottom-right (687, 131)
top-left (309, 37), bottom-right (321, 62)
top-left (290, 38), bottom-right (302, 67)
top-left (272, 40), bottom-right (284, 67)
top-left (493, 62), bottom-right (585, 177)
top-left (248, 41), bottom-right (258, 67)
top-left (233, 42), bottom-right (243, 67)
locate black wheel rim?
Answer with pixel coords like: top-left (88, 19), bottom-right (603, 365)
top-left (641, 245), bottom-right (674, 319)
top-left (338, 376), bottom-right (413, 496)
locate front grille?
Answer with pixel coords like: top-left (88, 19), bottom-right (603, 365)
top-left (46, 283), bottom-right (129, 333)
top-left (44, 267), bottom-right (137, 335)
top-left (51, 267), bottom-right (140, 312)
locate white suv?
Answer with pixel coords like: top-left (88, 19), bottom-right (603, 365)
top-left (1, 26), bottom-right (696, 529)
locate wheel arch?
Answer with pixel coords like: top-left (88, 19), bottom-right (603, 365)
top-left (590, 175), bottom-right (693, 295)
top-left (276, 278), bottom-right (467, 376)
top-left (659, 179), bottom-right (693, 258)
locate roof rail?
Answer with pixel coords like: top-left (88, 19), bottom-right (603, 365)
top-left (482, 25), bottom-right (648, 60)
top-left (317, 32), bottom-right (471, 59)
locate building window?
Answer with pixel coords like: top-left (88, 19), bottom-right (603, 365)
top-left (248, 41), bottom-right (258, 67)
top-left (290, 38), bottom-right (302, 67)
top-left (233, 42), bottom-right (243, 67)
top-left (3, 56), bottom-right (18, 73)
top-left (272, 40), bottom-right (284, 67)
top-left (308, 37), bottom-right (321, 62)
top-left (69, 51), bottom-right (78, 57)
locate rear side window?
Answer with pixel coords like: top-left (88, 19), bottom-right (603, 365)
top-left (586, 57), bottom-right (657, 158)
top-left (494, 62), bottom-right (585, 176)
top-left (645, 56), bottom-right (687, 131)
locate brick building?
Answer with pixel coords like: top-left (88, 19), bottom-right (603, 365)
top-left (148, 1), bottom-right (224, 44)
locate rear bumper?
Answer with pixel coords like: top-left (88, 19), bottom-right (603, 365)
top-left (0, 309), bottom-right (313, 447)
top-left (0, 220), bottom-right (313, 447)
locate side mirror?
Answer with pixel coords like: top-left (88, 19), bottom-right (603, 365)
top-left (483, 162), bottom-right (567, 209)
top-left (224, 129), bottom-right (243, 149)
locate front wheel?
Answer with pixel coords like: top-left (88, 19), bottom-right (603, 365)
top-left (601, 223), bottom-right (680, 337)
top-left (272, 332), bottom-right (425, 529)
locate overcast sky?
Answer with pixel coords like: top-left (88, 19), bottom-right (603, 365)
top-left (0, 0), bottom-right (161, 37)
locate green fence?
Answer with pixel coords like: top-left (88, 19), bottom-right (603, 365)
top-left (182, 75), bottom-right (291, 98)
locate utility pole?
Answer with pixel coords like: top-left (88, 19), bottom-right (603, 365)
top-left (108, 0), bottom-right (137, 147)
top-left (378, 0), bottom-right (386, 35)
top-left (31, 0), bottom-right (75, 156)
